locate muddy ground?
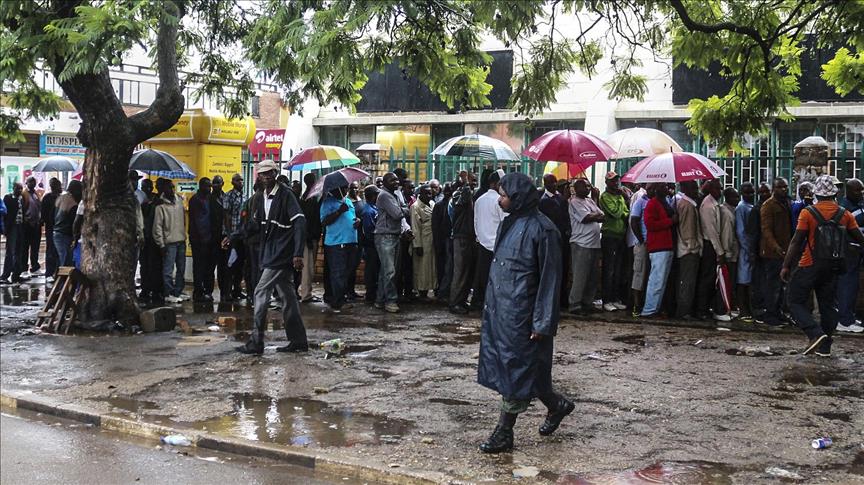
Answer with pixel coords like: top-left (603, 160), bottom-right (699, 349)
top-left (1, 280), bottom-right (863, 484)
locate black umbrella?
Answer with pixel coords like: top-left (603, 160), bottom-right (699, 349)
top-left (129, 149), bottom-right (196, 179)
top-left (304, 167), bottom-right (370, 199)
top-left (31, 156), bottom-right (79, 172)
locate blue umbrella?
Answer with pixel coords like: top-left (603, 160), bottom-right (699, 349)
top-left (129, 149), bottom-right (196, 179)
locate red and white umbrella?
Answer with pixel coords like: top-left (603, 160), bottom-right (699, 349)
top-left (522, 130), bottom-right (617, 175)
top-left (621, 152), bottom-right (726, 183)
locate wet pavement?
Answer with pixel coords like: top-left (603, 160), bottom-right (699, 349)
top-left (0, 408), bottom-right (366, 485)
top-left (1, 276), bottom-right (863, 483)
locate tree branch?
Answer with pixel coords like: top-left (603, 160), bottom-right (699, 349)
top-left (127, 0), bottom-right (185, 145)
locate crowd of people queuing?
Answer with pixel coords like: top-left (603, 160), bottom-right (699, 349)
top-left (2, 163), bottom-right (863, 354)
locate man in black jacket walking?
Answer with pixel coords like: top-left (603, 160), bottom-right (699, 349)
top-left (237, 160), bottom-right (309, 355)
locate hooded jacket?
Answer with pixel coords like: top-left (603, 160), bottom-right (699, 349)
top-left (477, 173), bottom-right (562, 401)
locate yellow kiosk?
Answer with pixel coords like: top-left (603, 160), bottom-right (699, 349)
top-left (145, 109), bottom-right (256, 194)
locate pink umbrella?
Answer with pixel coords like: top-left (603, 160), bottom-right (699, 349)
top-left (303, 166), bottom-right (370, 200)
top-left (621, 152), bottom-right (727, 183)
top-left (522, 130), bottom-right (617, 174)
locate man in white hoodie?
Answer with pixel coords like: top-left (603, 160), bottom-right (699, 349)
top-left (153, 179), bottom-right (189, 303)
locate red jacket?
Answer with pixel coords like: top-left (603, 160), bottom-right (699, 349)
top-left (644, 197), bottom-right (674, 253)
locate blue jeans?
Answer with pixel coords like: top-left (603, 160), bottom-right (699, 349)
top-left (375, 234), bottom-right (400, 305)
top-left (837, 252), bottom-right (861, 325)
top-left (324, 244), bottom-right (356, 309)
top-left (162, 242), bottom-right (186, 297)
top-left (53, 233), bottom-right (73, 268)
top-left (641, 250), bottom-right (673, 316)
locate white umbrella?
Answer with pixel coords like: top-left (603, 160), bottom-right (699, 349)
top-left (605, 128), bottom-right (683, 159)
top-left (621, 152), bottom-right (726, 183)
top-left (356, 143), bottom-right (386, 152)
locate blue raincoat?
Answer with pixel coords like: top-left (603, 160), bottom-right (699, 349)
top-left (477, 173), bottom-right (563, 401)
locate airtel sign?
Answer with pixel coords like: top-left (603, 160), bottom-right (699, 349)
top-left (249, 129), bottom-right (286, 155)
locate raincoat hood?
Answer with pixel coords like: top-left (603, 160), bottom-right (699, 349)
top-left (500, 172), bottom-right (540, 214)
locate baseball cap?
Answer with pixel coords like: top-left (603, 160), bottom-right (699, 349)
top-left (605, 171), bottom-right (620, 180)
top-left (813, 174), bottom-right (839, 197)
top-left (257, 159), bottom-right (280, 174)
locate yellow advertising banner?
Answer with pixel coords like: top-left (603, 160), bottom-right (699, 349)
top-left (149, 109), bottom-right (255, 146)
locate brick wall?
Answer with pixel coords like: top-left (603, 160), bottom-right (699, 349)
top-left (255, 92), bottom-right (283, 129)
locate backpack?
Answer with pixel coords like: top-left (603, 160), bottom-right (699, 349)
top-left (805, 205), bottom-right (847, 268)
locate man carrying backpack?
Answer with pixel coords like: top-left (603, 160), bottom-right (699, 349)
top-left (781, 175), bottom-right (864, 356)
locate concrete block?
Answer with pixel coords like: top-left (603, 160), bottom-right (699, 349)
top-left (140, 307), bottom-right (176, 333)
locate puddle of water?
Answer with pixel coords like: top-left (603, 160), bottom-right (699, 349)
top-left (428, 398), bottom-right (473, 406)
top-left (612, 334), bottom-right (646, 346)
top-left (780, 368), bottom-right (849, 386)
top-left (0, 284), bottom-right (47, 306)
top-left (551, 461), bottom-right (735, 484)
top-left (185, 393), bottom-right (413, 447)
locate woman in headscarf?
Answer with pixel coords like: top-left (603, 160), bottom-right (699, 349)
top-left (477, 172), bottom-right (574, 454)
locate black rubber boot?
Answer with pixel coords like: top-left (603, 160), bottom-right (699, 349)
top-left (539, 396), bottom-right (574, 436)
top-left (479, 411), bottom-right (517, 453)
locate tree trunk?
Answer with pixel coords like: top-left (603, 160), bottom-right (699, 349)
top-left (46, 0), bottom-right (184, 326)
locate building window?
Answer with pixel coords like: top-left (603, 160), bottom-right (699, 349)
top-left (250, 96), bottom-right (260, 117)
top-left (464, 122), bottom-right (526, 154)
top-left (431, 124), bottom-right (463, 151)
top-left (348, 125), bottom-right (375, 151)
top-left (319, 126), bottom-right (348, 148)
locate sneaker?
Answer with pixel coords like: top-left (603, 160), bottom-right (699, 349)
top-left (739, 315), bottom-right (754, 324)
top-left (730, 310), bottom-right (740, 318)
top-left (165, 295), bottom-right (183, 303)
top-left (322, 305), bottom-right (341, 314)
top-left (20, 271), bottom-right (31, 279)
top-left (612, 302), bottom-right (627, 311)
top-left (803, 334), bottom-right (827, 355)
top-left (177, 293), bottom-right (191, 301)
top-left (814, 337), bottom-right (833, 357)
top-left (374, 302), bottom-right (384, 310)
top-left (603, 303), bottom-right (618, 312)
top-left (385, 303), bottom-right (400, 313)
top-left (46, 276), bottom-right (55, 284)
top-left (593, 300), bottom-right (603, 311)
top-left (713, 313), bottom-right (732, 322)
top-left (0, 277), bottom-right (10, 285)
top-left (836, 323), bottom-right (864, 333)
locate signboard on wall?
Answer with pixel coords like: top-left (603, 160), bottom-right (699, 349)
top-left (39, 134), bottom-right (86, 158)
top-left (248, 129), bottom-right (286, 155)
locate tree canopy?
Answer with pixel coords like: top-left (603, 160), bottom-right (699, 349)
top-left (2, 0), bottom-right (863, 151)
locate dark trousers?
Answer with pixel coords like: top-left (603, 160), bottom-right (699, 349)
top-left (471, 245), bottom-right (494, 309)
top-left (190, 240), bottom-right (217, 297)
top-left (601, 236), bottom-right (626, 303)
top-left (245, 241), bottom-right (261, 297)
top-left (676, 253), bottom-right (700, 318)
top-left (449, 237), bottom-right (475, 307)
top-left (1, 224), bottom-right (24, 281)
top-left (695, 240), bottom-right (718, 315)
top-left (396, 238), bottom-right (414, 297)
top-left (362, 244), bottom-right (379, 302)
top-left (435, 239), bottom-right (453, 299)
top-left (251, 268), bottom-right (307, 348)
top-left (229, 238), bottom-right (246, 297)
top-left (216, 244), bottom-right (231, 300)
top-left (762, 258), bottom-right (785, 324)
top-left (837, 251), bottom-right (861, 326)
top-left (789, 265), bottom-right (839, 339)
top-left (140, 239), bottom-right (164, 297)
top-left (324, 244), bottom-right (356, 309)
top-left (23, 223), bottom-right (41, 272)
top-left (44, 224), bottom-right (57, 277)
top-left (346, 240), bottom-right (362, 296)
top-left (750, 257), bottom-right (766, 314)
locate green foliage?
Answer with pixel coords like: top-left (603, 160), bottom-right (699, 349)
top-left (822, 47), bottom-right (864, 97)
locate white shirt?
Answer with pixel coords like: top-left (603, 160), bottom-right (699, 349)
top-left (135, 189), bottom-right (147, 205)
top-left (473, 189), bottom-right (507, 251)
top-left (264, 183), bottom-right (279, 219)
top-left (569, 196), bottom-right (602, 248)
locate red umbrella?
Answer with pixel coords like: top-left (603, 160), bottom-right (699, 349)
top-left (522, 130), bottom-right (617, 174)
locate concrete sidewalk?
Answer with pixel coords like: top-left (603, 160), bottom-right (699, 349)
top-left (2, 291), bottom-right (863, 484)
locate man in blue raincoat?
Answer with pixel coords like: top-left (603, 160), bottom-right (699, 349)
top-left (477, 172), bottom-right (574, 453)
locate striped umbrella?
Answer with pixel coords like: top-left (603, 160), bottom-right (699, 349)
top-left (430, 134), bottom-right (519, 161)
top-left (286, 145), bottom-right (361, 171)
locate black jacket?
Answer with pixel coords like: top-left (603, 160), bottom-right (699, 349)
top-left (254, 182), bottom-right (306, 270)
top-left (431, 195), bottom-right (452, 251)
top-left (539, 190), bottom-right (571, 239)
top-left (188, 192), bottom-right (224, 243)
top-left (450, 186), bottom-right (475, 239)
top-left (2, 194), bottom-right (22, 230)
top-left (300, 193), bottom-right (322, 244)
